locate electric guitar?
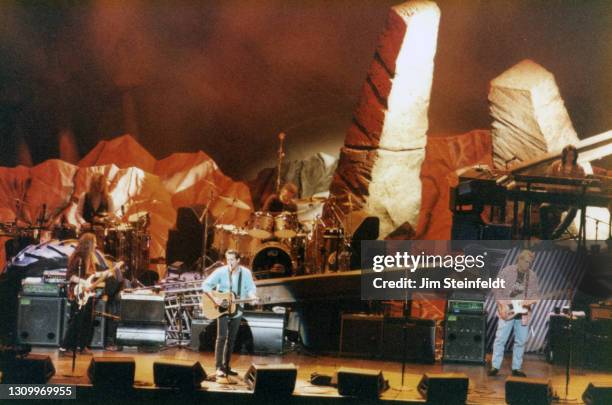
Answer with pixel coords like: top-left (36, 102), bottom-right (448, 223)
top-left (201, 291), bottom-right (259, 320)
top-left (72, 270), bottom-right (114, 309)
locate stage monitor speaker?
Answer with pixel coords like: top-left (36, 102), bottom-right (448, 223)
top-left (381, 317), bottom-right (436, 363)
top-left (17, 295), bottom-right (64, 346)
top-left (336, 367), bottom-right (386, 399)
top-left (0, 354), bottom-right (55, 384)
top-left (88, 357), bottom-right (135, 389)
top-left (417, 373), bottom-right (468, 404)
top-left (62, 298), bottom-right (106, 349)
top-left (505, 377), bottom-right (552, 405)
top-left (244, 363), bottom-right (297, 397)
top-left (153, 360), bottom-right (206, 390)
top-left (583, 383), bottom-right (612, 405)
top-left (443, 313), bottom-right (486, 363)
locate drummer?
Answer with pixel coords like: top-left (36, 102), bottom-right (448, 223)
top-left (262, 182), bottom-right (298, 214)
top-left (77, 173), bottom-right (116, 227)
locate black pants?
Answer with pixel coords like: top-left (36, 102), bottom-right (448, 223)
top-left (540, 204), bottom-right (578, 239)
top-left (215, 314), bottom-right (242, 371)
top-left (61, 298), bottom-right (94, 351)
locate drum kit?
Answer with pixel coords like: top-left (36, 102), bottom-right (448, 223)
top-left (210, 195), bottom-right (353, 279)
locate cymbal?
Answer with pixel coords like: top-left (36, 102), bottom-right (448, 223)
top-left (218, 196), bottom-right (251, 210)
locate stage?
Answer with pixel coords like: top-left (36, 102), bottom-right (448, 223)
top-left (31, 347), bottom-right (610, 404)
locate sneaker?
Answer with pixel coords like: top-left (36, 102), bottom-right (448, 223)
top-left (225, 368), bottom-right (239, 377)
top-left (79, 347), bottom-right (93, 355)
top-left (105, 345), bottom-right (122, 352)
top-left (216, 369), bottom-right (227, 378)
top-left (512, 369), bottom-right (527, 377)
top-left (58, 347), bottom-right (70, 357)
top-left (487, 367), bottom-right (499, 376)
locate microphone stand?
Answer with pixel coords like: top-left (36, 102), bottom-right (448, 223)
top-left (200, 191), bottom-right (214, 273)
top-left (401, 267), bottom-right (412, 386)
top-left (564, 287), bottom-right (575, 400)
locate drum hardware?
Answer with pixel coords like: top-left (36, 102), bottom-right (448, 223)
top-left (217, 195), bottom-right (251, 211)
top-left (275, 132), bottom-right (286, 194)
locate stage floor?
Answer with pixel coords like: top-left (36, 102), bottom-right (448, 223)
top-left (32, 347), bottom-right (611, 404)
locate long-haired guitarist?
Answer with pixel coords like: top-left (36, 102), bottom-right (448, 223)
top-left (59, 232), bottom-right (112, 355)
top-left (201, 249), bottom-right (258, 378)
top-left (488, 249), bottom-right (540, 377)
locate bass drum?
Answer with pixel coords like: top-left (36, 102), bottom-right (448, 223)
top-left (250, 242), bottom-right (294, 279)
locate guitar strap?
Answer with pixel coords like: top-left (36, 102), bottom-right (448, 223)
top-left (237, 268), bottom-right (243, 311)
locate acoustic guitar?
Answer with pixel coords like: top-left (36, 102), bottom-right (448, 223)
top-left (201, 291), bottom-right (258, 320)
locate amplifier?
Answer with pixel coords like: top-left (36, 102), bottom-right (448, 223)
top-left (17, 296), bottom-right (64, 346)
top-left (381, 317), bottom-right (436, 363)
top-left (62, 298), bottom-right (107, 349)
top-left (43, 270), bottom-right (67, 284)
top-left (22, 282), bottom-right (63, 297)
top-left (443, 313), bottom-right (486, 363)
top-left (447, 299), bottom-right (484, 315)
top-left (119, 292), bottom-right (165, 324)
top-left (191, 312), bottom-right (286, 354)
top-left (339, 314), bottom-right (383, 358)
top-left (116, 324), bottom-right (166, 346)
top-left (590, 304), bottom-right (612, 320)
top-left (243, 310), bottom-right (286, 354)
top-left (546, 315), bottom-right (588, 368)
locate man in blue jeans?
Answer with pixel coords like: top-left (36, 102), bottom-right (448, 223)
top-left (202, 249), bottom-right (258, 378)
top-left (489, 249), bottom-right (540, 377)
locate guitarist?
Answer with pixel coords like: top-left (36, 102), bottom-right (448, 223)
top-left (489, 249), bottom-right (540, 377)
top-left (59, 233), bottom-right (111, 356)
top-left (202, 249), bottom-right (257, 379)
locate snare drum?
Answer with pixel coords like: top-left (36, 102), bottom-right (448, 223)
top-left (274, 211), bottom-right (298, 238)
top-left (247, 211), bottom-right (274, 239)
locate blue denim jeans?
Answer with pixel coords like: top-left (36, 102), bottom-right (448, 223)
top-left (491, 317), bottom-right (529, 370)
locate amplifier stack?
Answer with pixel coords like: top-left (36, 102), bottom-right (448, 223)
top-left (443, 299), bottom-right (486, 363)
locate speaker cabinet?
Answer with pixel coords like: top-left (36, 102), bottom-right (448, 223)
top-left (242, 310), bottom-right (286, 354)
top-left (584, 319), bottom-right (612, 371)
top-left (546, 315), bottom-right (587, 367)
top-left (443, 313), bottom-right (486, 363)
top-left (17, 295), bottom-right (64, 346)
top-left (153, 360), bottom-right (206, 389)
top-left (62, 298), bottom-right (107, 349)
top-left (505, 377), bottom-right (552, 405)
top-left (336, 368), bottom-right (386, 399)
top-left (119, 293), bottom-right (165, 324)
top-left (583, 383), bottom-right (612, 405)
top-left (417, 373), bottom-right (468, 404)
top-left (88, 357), bottom-right (135, 389)
top-left (381, 317), bottom-right (436, 363)
top-left (339, 314), bottom-right (382, 358)
top-left (190, 318), bottom-right (215, 351)
top-left (0, 354), bottom-right (55, 384)
top-left (244, 363), bottom-right (297, 397)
